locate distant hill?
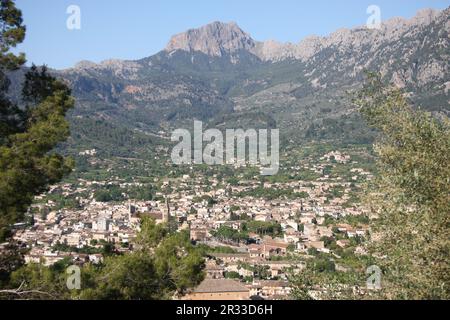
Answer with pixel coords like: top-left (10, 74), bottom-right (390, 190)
top-left (13, 7), bottom-right (450, 157)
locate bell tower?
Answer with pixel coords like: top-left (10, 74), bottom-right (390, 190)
top-left (163, 196), bottom-right (170, 223)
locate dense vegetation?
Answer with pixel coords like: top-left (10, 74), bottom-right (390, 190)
top-left (358, 74), bottom-right (449, 299)
top-left (0, 1), bottom-right (448, 301)
top-left (0, 1), bottom-right (73, 240)
top-left (291, 73), bottom-right (450, 300)
top-left (1, 218), bottom-right (205, 299)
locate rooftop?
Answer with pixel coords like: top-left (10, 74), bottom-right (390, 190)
top-left (193, 279), bottom-right (249, 293)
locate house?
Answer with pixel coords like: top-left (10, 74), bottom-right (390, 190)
top-left (321, 151), bottom-right (350, 164)
top-left (263, 240), bottom-right (289, 257)
top-left (248, 244), bottom-right (265, 259)
top-left (255, 214), bottom-right (271, 222)
top-left (190, 225), bottom-right (210, 242)
top-left (64, 232), bottom-right (81, 246)
top-left (261, 261), bottom-right (305, 278)
top-left (296, 242), bottom-right (307, 252)
top-left (183, 279), bottom-right (250, 300)
top-left (42, 251), bottom-right (69, 266)
top-left (211, 253), bottom-right (250, 264)
top-left (94, 217), bottom-right (111, 232)
top-left (336, 223), bottom-right (352, 233)
top-left (237, 267), bottom-right (254, 278)
top-left (205, 260), bottom-right (225, 279)
top-left (282, 220), bottom-right (298, 231)
top-left (336, 239), bottom-right (350, 248)
top-left (306, 241), bottom-right (325, 250)
top-left (299, 215), bottom-right (315, 224)
top-left (346, 229), bottom-right (357, 238)
top-left (303, 223), bottom-right (316, 237)
top-left (249, 280), bottom-right (292, 299)
top-left (88, 254), bottom-right (104, 264)
top-left (92, 232), bottom-right (107, 241)
top-left (130, 211), bottom-right (164, 228)
top-left (284, 228), bottom-right (301, 243)
top-left (316, 217), bottom-right (325, 225)
top-left (356, 227), bottom-right (368, 237)
top-left (316, 226), bottom-right (333, 238)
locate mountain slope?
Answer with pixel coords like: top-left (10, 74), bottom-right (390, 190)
top-left (41, 7), bottom-right (449, 156)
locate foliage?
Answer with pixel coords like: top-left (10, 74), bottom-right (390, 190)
top-left (196, 244), bottom-right (238, 255)
top-left (51, 243), bottom-right (105, 255)
top-left (291, 72), bottom-right (450, 300)
top-left (154, 230), bottom-right (205, 293)
top-left (2, 218), bottom-right (205, 300)
top-left (0, 1), bottom-right (74, 240)
top-left (0, 242), bottom-right (24, 288)
top-left (290, 267), bottom-right (366, 300)
top-left (225, 271), bottom-right (240, 279)
top-left (6, 258), bottom-right (72, 300)
top-left (77, 252), bottom-right (161, 300)
top-left (212, 226), bottom-right (248, 243)
top-left (93, 185), bottom-right (125, 202)
top-left (22, 64), bottom-right (55, 105)
top-left (356, 73), bottom-right (450, 299)
top-left (135, 217), bottom-right (168, 248)
top-left (243, 220), bottom-right (283, 237)
top-left (0, 0), bottom-right (25, 68)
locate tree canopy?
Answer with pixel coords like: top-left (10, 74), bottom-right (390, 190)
top-left (356, 73), bottom-right (450, 299)
top-left (1, 218), bottom-right (205, 300)
top-left (0, 0), bottom-right (74, 240)
top-left (291, 73), bottom-right (449, 300)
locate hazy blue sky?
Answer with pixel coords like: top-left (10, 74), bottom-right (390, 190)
top-left (14, 0), bottom-right (449, 69)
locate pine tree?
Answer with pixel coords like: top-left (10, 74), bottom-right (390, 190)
top-left (0, 0), bottom-right (74, 241)
top-left (0, 0), bottom-right (26, 145)
top-left (22, 64), bottom-right (56, 106)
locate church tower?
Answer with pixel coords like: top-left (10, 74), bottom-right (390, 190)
top-left (163, 196), bottom-right (170, 223)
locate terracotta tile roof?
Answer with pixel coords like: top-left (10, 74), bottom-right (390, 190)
top-left (193, 279), bottom-right (249, 293)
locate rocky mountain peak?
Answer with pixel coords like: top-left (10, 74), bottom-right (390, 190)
top-left (164, 21), bottom-right (256, 56)
top-left (163, 7), bottom-right (447, 63)
top-left (73, 60), bottom-right (98, 69)
top-left (412, 8), bottom-right (441, 24)
top-left (256, 7), bottom-right (447, 62)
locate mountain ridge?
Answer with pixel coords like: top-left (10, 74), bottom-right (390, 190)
top-left (66, 7), bottom-right (447, 70)
top-left (20, 6), bottom-right (447, 157)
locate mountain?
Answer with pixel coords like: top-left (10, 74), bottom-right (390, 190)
top-left (254, 8), bottom-right (444, 61)
top-left (22, 7), bottom-right (448, 157)
top-left (165, 21), bottom-right (256, 57)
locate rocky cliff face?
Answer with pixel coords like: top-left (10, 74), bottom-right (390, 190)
top-left (47, 6), bottom-right (448, 156)
top-left (162, 8), bottom-right (447, 65)
top-left (165, 21), bottom-right (256, 57)
top-left (265, 8), bottom-right (444, 61)
top-left (158, 8), bottom-right (449, 97)
top-left (65, 7), bottom-right (449, 89)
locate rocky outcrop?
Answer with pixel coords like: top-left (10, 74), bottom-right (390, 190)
top-left (162, 8), bottom-right (447, 66)
top-left (165, 21), bottom-right (256, 56)
top-left (254, 8), bottom-right (446, 62)
top-left (54, 6), bottom-right (448, 132)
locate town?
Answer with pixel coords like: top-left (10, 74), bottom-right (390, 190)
top-left (10, 145), bottom-right (375, 300)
